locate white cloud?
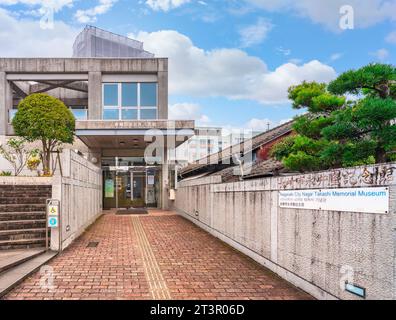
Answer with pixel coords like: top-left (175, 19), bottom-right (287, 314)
top-left (0, 8), bottom-right (78, 57)
top-left (133, 30), bottom-right (337, 104)
top-left (246, 117), bottom-right (293, 131)
top-left (169, 103), bottom-right (210, 124)
top-left (386, 31), bottom-right (396, 44)
top-left (288, 58), bottom-right (302, 65)
top-left (0, 0), bottom-right (73, 11)
top-left (280, 118), bottom-right (293, 125)
top-left (276, 46), bottom-right (291, 56)
top-left (246, 118), bottom-right (274, 131)
top-left (239, 18), bottom-right (273, 48)
top-left (330, 52), bottom-right (343, 61)
top-left (371, 48), bottom-right (390, 61)
top-left (145, 0), bottom-right (190, 12)
top-left (132, 30), bottom-right (267, 97)
top-left (74, 0), bottom-right (117, 23)
top-left (240, 60), bottom-right (337, 103)
top-left (244, 0), bottom-right (396, 31)
top-left (215, 117), bottom-right (293, 133)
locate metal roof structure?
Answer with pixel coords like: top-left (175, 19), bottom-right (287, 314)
top-left (73, 25), bottom-right (154, 58)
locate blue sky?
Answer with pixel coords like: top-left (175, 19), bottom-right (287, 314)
top-left (0, 0), bottom-right (395, 131)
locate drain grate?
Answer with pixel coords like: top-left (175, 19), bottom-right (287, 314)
top-left (87, 241), bottom-right (99, 248)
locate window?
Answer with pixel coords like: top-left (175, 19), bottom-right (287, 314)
top-left (122, 109), bottom-right (138, 120)
top-left (103, 109), bottom-right (119, 120)
top-left (122, 83), bottom-right (138, 107)
top-left (70, 107), bottom-right (88, 120)
top-left (103, 82), bottom-right (158, 120)
top-left (140, 109), bottom-right (157, 120)
top-left (104, 84), bottom-right (118, 106)
top-left (140, 83), bottom-right (157, 107)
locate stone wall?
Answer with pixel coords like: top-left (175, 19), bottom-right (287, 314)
top-left (174, 163), bottom-right (396, 300)
top-left (51, 149), bottom-right (102, 251)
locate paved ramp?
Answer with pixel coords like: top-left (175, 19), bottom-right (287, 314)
top-left (3, 212), bottom-right (311, 300)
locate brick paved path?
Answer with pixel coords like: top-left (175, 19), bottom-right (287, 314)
top-left (4, 212), bottom-right (311, 300)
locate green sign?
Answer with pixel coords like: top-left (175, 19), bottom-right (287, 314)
top-left (105, 179), bottom-right (114, 198)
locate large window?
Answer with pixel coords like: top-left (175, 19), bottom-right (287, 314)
top-left (103, 82), bottom-right (158, 120)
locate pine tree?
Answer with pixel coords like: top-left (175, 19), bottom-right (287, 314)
top-left (271, 63), bottom-right (396, 172)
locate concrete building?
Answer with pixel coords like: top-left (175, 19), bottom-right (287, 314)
top-left (175, 127), bottom-right (262, 167)
top-left (0, 27), bottom-right (195, 210)
top-left (179, 121), bottom-right (294, 181)
top-left (175, 127), bottom-right (222, 166)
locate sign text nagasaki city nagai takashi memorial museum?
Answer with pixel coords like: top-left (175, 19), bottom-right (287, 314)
top-left (279, 187), bottom-right (389, 214)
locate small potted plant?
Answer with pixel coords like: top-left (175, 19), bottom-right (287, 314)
top-left (27, 153), bottom-right (41, 176)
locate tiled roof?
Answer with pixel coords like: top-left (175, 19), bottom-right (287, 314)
top-left (183, 158), bottom-right (287, 183)
top-left (242, 158), bottom-right (285, 180)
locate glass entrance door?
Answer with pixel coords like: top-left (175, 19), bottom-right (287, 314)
top-left (102, 157), bottom-right (160, 209)
top-left (117, 171), bottom-right (132, 208)
top-left (131, 172), bottom-right (146, 207)
top-left (116, 171), bottom-right (147, 208)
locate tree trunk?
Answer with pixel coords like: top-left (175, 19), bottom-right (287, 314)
top-left (376, 147), bottom-right (387, 164)
top-left (377, 83), bottom-right (390, 99)
top-left (41, 140), bottom-right (51, 176)
top-left (44, 151), bottom-right (51, 176)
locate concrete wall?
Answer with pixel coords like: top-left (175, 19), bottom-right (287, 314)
top-left (51, 149), bottom-right (102, 251)
top-left (0, 58), bottom-right (169, 132)
top-left (0, 150), bottom-right (102, 251)
top-left (174, 163), bottom-right (396, 300)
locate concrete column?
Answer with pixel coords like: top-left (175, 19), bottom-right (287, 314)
top-left (161, 149), bottom-right (169, 210)
top-left (157, 71), bottom-right (168, 120)
top-left (0, 72), bottom-right (12, 135)
top-left (88, 72), bottom-right (102, 120)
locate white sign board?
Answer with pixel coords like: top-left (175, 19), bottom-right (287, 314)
top-left (279, 187), bottom-right (389, 214)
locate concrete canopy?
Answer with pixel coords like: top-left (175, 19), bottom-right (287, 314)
top-left (75, 120), bottom-right (195, 149)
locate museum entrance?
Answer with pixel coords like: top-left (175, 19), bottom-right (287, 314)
top-left (102, 157), bottom-right (160, 209)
